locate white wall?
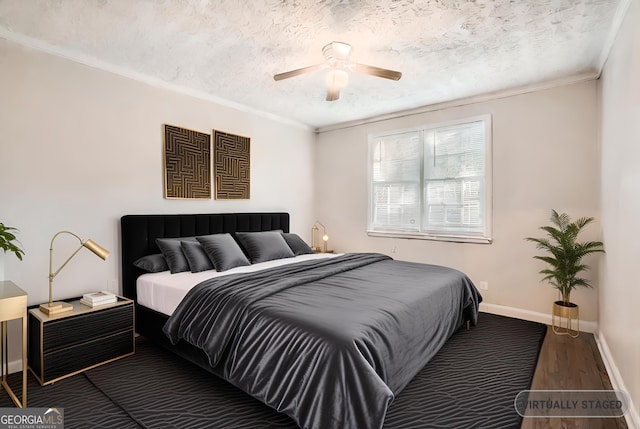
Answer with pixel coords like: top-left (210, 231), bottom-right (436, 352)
top-left (599, 0), bottom-right (640, 424)
top-left (316, 80), bottom-right (602, 322)
top-left (0, 39), bottom-right (316, 307)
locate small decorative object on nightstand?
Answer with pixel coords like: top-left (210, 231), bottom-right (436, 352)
top-left (28, 296), bottom-right (134, 385)
top-left (80, 291), bottom-right (117, 307)
top-left (40, 230), bottom-right (109, 315)
top-left (311, 221), bottom-right (333, 253)
top-left (0, 281), bottom-right (27, 407)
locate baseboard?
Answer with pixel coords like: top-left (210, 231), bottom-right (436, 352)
top-left (479, 302), bottom-right (598, 333)
top-left (6, 359), bottom-right (23, 375)
top-left (595, 333), bottom-right (640, 429)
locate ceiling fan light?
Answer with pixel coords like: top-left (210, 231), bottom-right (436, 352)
top-left (322, 41), bottom-right (352, 63)
top-left (325, 69), bottom-right (349, 89)
top-left (333, 42), bottom-right (351, 58)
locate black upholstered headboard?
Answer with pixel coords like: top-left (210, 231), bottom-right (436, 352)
top-left (120, 212), bottom-right (290, 302)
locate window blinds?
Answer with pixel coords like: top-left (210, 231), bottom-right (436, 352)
top-left (369, 117), bottom-right (490, 241)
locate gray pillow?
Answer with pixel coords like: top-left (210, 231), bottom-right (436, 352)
top-left (197, 233), bottom-right (250, 272)
top-left (282, 233), bottom-right (314, 256)
top-left (235, 230), bottom-right (295, 263)
top-left (133, 253), bottom-right (169, 273)
top-left (180, 241), bottom-right (214, 273)
top-left (156, 237), bottom-right (197, 274)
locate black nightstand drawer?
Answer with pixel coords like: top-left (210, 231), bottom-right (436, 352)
top-left (43, 305), bottom-right (133, 351)
top-left (28, 297), bottom-right (135, 385)
top-left (44, 330), bottom-right (133, 381)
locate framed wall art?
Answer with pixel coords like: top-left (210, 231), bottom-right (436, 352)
top-left (213, 129), bottom-right (250, 200)
top-left (163, 124), bottom-right (211, 200)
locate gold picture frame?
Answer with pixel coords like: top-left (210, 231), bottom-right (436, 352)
top-left (213, 129), bottom-right (250, 200)
top-left (164, 124), bottom-right (211, 200)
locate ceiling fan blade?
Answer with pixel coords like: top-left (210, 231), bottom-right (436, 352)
top-left (273, 64), bottom-right (324, 81)
top-left (353, 63), bottom-right (402, 81)
top-left (326, 87), bottom-right (340, 101)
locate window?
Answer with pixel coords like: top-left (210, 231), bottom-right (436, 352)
top-left (368, 115), bottom-right (492, 243)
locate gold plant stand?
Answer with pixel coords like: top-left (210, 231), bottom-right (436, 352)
top-left (552, 301), bottom-right (579, 338)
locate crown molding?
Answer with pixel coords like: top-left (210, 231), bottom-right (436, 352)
top-left (316, 71), bottom-right (599, 133)
top-left (0, 28), bottom-right (312, 132)
top-left (596, 0), bottom-right (634, 74)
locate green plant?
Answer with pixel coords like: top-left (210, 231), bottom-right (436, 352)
top-left (0, 222), bottom-right (25, 261)
top-left (525, 210), bottom-right (604, 305)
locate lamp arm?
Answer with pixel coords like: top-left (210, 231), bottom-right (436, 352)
top-left (48, 231), bottom-right (84, 306)
top-left (49, 231), bottom-right (85, 280)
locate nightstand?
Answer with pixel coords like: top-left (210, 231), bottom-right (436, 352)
top-left (0, 281), bottom-right (27, 407)
top-left (28, 296), bottom-right (134, 385)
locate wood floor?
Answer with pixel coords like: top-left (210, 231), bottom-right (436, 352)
top-left (521, 327), bottom-right (628, 429)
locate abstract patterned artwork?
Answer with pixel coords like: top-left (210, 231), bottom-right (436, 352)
top-left (213, 130), bottom-right (250, 199)
top-left (164, 124), bottom-right (211, 199)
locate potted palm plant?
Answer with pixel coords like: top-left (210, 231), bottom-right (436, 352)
top-left (525, 210), bottom-right (604, 337)
top-left (0, 222), bottom-right (25, 261)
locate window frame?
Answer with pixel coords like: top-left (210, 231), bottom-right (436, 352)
top-left (367, 114), bottom-right (493, 244)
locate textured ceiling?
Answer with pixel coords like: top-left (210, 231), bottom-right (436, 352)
top-left (0, 0), bottom-right (624, 129)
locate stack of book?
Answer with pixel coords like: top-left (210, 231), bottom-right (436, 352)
top-left (81, 291), bottom-right (118, 307)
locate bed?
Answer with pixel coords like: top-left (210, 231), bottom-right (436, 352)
top-left (121, 212), bottom-right (481, 429)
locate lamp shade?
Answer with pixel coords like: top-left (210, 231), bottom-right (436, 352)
top-left (83, 239), bottom-right (110, 260)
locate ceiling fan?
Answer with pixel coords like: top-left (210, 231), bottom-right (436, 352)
top-left (274, 41), bottom-right (402, 101)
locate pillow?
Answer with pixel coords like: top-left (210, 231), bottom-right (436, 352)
top-left (180, 241), bottom-right (214, 273)
top-left (133, 253), bottom-right (169, 273)
top-left (282, 233), bottom-right (314, 256)
top-left (156, 237), bottom-right (197, 274)
top-left (197, 233), bottom-right (250, 272)
top-left (235, 230), bottom-right (295, 263)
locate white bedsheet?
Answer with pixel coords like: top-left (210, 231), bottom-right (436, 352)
top-left (137, 253), bottom-right (340, 316)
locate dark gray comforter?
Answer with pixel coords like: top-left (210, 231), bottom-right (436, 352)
top-left (164, 253), bottom-right (481, 429)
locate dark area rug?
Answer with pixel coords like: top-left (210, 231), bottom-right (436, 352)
top-left (384, 313), bottom-right (546, 429)
top-left (0, 367), bottom-right (139, 428)
top-left (1, 313), bottom-right (546, 429)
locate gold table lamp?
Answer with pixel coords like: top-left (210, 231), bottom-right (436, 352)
top-left (40, 231), bottom-right (110, 315)
top-left (311, 221), bottom-right (330, 253)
